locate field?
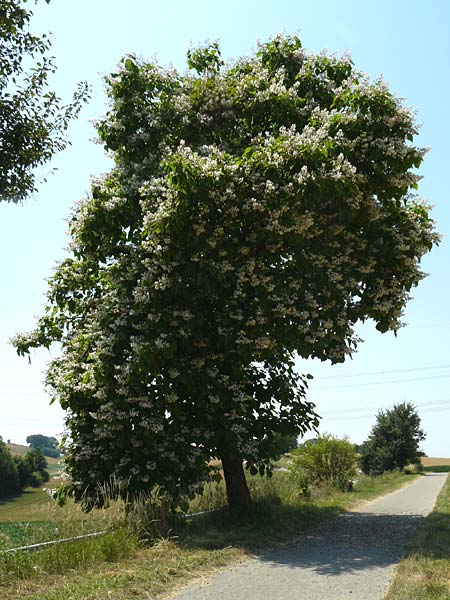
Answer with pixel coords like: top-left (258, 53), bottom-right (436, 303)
top-left (421, 457), bottom-right (450, 467)
top-left (0, 445), bottom-right (64, 547)
top-left (420, 458), bottom-right (450, 473)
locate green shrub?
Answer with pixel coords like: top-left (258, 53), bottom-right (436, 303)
top-left (28, 471), bottom-right (44, 488)
top-left (289, 435), bottom-right (357, 494)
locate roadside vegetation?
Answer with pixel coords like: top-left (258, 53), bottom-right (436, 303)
top-left (0, 466), bottom-right (416, 600)
top-left (384, 472), bottom-right (450, 600)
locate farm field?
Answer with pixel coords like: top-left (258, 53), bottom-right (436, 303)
top-left (421, 457), bottom-right (450, 467)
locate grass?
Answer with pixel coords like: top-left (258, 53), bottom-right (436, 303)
top-left (383, 473), bottom-right (450, 600)
top-left (0, 466), bottom-right (64, 524)
top-left (0, 469), bottom-right (416, 600)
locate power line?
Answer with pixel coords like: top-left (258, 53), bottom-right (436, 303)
top-left (323, 405), bottom-right (450, 421)
top-left (321, 399), bottom-right (450, 416)
top-left (313, 373), bottom-right (450, 390)
top-left (313, 364), bottom-right (450, 380)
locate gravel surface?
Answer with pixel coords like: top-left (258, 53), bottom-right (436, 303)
top-left (171, 473), bottom-right (447, 600)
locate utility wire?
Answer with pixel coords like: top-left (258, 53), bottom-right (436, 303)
top-left (313, 373), bottom-right (450, 389)
top-left (313, 363), bottom-right (450, 380)
top-left (323, 405), bottom-right (450, 421)
top-left (321, 402), bottom-right (450, 421)
top-left (319, 398), bottom-right (450, 414)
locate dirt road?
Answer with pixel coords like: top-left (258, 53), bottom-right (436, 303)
top-left (171, 473), bottom-right (447, 600)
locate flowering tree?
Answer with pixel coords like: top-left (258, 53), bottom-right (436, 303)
top-left (14, 35), bottom-right (438, 509)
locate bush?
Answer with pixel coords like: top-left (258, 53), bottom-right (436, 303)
top-left (289, 435), bottom-right (357, 494)
top-left (28, 471), bottom-right (44, 488)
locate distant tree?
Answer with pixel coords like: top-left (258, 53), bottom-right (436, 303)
top-left (24, 447), bottom-right (50, 484)
top-left (14, 35), bottom-right (438, 510)
top-left (0, 0), bottom-right (89, 202)
top-left (0, 439), bottom-right (20, 496)
top-left (361, 402), bottom-right (425, 475)
top-left (13, 455), bottom-right (33, 490)
top-left (26, 434), bottom-right (60, 458)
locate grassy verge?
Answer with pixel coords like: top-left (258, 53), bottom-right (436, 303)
top-left (0, 470), bottom-right (416, 600)
top-left (384, 473), bottom-right (450, 600)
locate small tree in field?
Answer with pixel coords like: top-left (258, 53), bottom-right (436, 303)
top-left (361, 402), bottom-right (425, 475)
top-left (14, 35), bottom-right (438, 510)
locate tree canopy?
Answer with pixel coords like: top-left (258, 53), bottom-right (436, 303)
top-left (13, 35), bottom-right (438, 508)
top-left (26, 434), bottom-right (60, 458)
top-left (0, 0), bottom-right (89, 202)
top-left (361, 402), bottom-right (426, 475)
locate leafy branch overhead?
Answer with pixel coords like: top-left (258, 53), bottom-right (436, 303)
top-left (0, 0), bottom-right (89, 203)
top-left (13, 35), bottom-right (439, 509)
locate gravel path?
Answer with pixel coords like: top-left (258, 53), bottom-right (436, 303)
top-left (171, 473), bottom-right (447, 600)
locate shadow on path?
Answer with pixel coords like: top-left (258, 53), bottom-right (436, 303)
top-left (257, 511), bottom-right (425, 576)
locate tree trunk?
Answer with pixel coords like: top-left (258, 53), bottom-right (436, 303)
top-left (220, 453), bottom-right (252, 510)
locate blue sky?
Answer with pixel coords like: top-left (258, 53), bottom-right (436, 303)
top-left (1, 0), bottom-right (449, 455)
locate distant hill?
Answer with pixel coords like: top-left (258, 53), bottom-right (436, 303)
top-left (6, 443), bottom-right (59, 465)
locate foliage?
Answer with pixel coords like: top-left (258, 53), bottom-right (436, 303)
top-left (23, 448), bottom-right (50, 485)
top-left (0, 0), bottom-right (89, 202)
top-left (271, 432), bottom-right (298, 458)
top-left (26, 434), bottom-right (61, 458)
top-left (0, 440), bottom-right (20, 496)
top-left (289, 434), bottom-right (357, 493)
top-left (13, 455), bottom-right (32, 489)
top-left (13, 35), bottom-right (438, 507)
top-left (10, 448), bottom-right (50, 491)
top-left (361, 402), bottom-right (425, 475)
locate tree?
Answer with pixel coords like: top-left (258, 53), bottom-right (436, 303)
top-left (0, 0), bottom-right (89, 202)
top-left (23, 447), bottom-right (50, 485)
top-left (13, 455), bottom-right (33, 489)
top-left (26, 434), bottom-right (61, 458)
top-left (0, 439), bottom-right (20, 496)
top-left (361, 402), bottom-right (425, 475)
top-left (13, 35), bottom-right (438, 509)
